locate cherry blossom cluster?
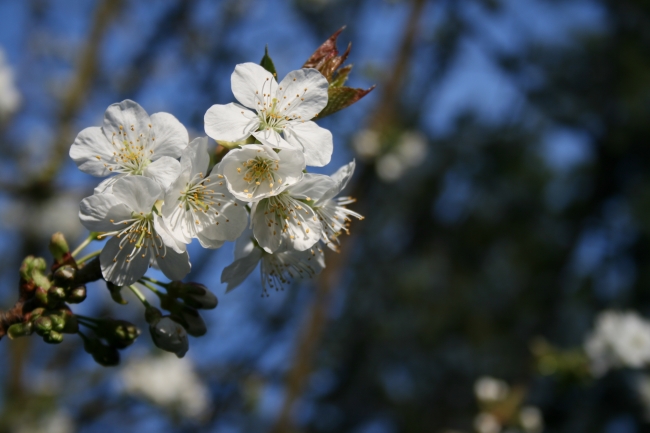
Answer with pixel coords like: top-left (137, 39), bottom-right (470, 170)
top-left (69, 62), bottom-right (363, 295)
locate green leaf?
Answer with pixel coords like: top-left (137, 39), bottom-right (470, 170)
top-left (260, 45), bottom-right (277, 78)
top-left (318, 85), bottom-right (375, 119)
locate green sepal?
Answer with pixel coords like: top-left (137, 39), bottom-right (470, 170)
top-left (318, 85), bottom-right (375, 119)
top-left (260, 45), bottom-right (277, 78)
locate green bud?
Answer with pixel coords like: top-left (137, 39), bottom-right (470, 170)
top-left (49, 232), bottom-right (70, 264)
top-left (28, 307), bottom-right (45, 321)
top-left (149, 316), bottom-right (189, 358)
top-left (53, 265), bottom-right (75, 287)
top-left (43, 330), bottom-right (64, 344)
top-left (49, 314), bottom-right (65, 332)
top-left (48, 286), bottom-right (66, 301)
top-left (33, 273), bottom-right (51, 291)
top-left (33, 316), bottom-right (53, 336)
top-left (34, 287), bottom-right (49, 306)
top-left (104, 320), bottom-right (140, 349)
top-left (19, 256), bottom-right (37, 281)
top-left (7, 322), bottom-right (33, 339)
top-left (32, 257), bottom-right (47, 274)
top-left (66, 286), bottom-right (87, 304)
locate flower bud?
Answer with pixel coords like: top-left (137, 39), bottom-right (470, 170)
top-left (83, 336), bottom-right (120, 366)
top-left (34, 287), bottom-right (49, 305)
top-left (19, 256), bottom-right (37, 281)
top-left (27, 307), bottom-right (45, 321)
top-left (96, 319), bottom-right (140, 349)
top-left (149, 316), bottom-right (189, 358)
top-left (7, 322), bottom-right (32, 339)
top-left (33, 273), bottom-right (51, 292)
top-left (168, 282), bottom-right (218, 310)
top-left (66, 286), bottom-right (87, 304)
top-left (33, 316), bottom-right (53, 336)
top-left (48, 286), bottom-right (66, 301)
top-left (144, 306), bottom-right (163, 324)
top-left (49, 314), bottom-right (66, 332)
top-left (174, 307), bottom-right (207, 337)
top-left (53, 265), bottom-right (75, 288)
top-left (49, 232), bottom-right (70, 265)
top-left (43, 330), bottom-right (64, 344)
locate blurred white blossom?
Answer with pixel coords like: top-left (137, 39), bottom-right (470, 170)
top-left (120, 352), bottom-right (211, 420)
top-left (13, 410), bottom-right (74, 433)
top-left (519, 406), bottom-right (543, 433)
top-left (474, 412), bottom-right (501, 433)
top-left (0, 47), bottom-right (21, 119)
top-left (352, 129), bottom-right (381, 160)
top-left (584, 310), bottom-right (650, 376)
top-left (474, 376), bottom-right (509, 402)
top-left (376, 154), bottom-right (405, 182)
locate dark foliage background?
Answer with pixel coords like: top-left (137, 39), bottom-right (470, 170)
top-left (0, 0), bottom-right (647, 432)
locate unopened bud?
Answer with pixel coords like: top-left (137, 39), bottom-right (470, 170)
top-left (49, 314), bottom-right (66, 332)
top-left (43, 330), bottom-right (64, 344)
top-left (33, 316), bottom-right (53, 336)
top-left (174, 307), bottom-right (207, 337)
top-left (95, 319), bottom-right (140, 349)
top-left (19, 256), bottom-right (37, 281)
top-left (168, 282), bottom-right (218, 310)
top-left (49, 232), bottom-right (70, 264)
top-left (150, 316), bottom-right (189, 358)
top-left (34, 287), bottom-right (48, 305)
top-left (48, 286), bottom-right (66, 301)
top-left (66, 286), bottom-right (87, 304)
top-left (27, 307), bottom-right (45, 321)
top-left (7, 322), bottom-right (33, 339)
top-left (83, 336), bottom-right (120, 366)
top-left (33, 273), bottom-right (51, 291)
top-left (53, 265), bottom-right (75, 287)
top-left (144, 306), bottom-right (163, 324)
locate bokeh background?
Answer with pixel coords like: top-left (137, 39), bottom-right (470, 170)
top-left (1, 0), bottom-right (649, 432)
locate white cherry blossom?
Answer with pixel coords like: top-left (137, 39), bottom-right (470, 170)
top-left (218, 143), bottom-right (305, 202)
top-left (162, 137), bottom-right (248, 249)
top-left (250, 173), bottom-right (331, 253)
top-left (221, 228), bottom-right (325, 294)
top-left (312, 160), bottom-right (364, 251)
top-left (79, 176), bottom-right (190, 286)
top-left (204, 62), bottom-right (332, 167)
top-left (70, 99), bottom-right (188, 192)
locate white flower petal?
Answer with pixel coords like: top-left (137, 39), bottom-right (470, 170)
top-left (150, 112), bottom-right (189, 159)
top-left (317, 159), bottom-right (356, 205)
top-left (93, 175), bottom-right (123, 194)
top-left (276, 68), bottom-right (329, 120)
top-left (221, 245), bottom-right (263, 292)
top-left (102, 99), bottom-right (152, 147)
top-left (284, 120), bottom-right (333, 167)
top-left (100, 236), bottom-right (150, 286)
top-left (196, 231), bottom-right (225, 249)
top-left (231, 62), bottom-right (278, 109)
top-left (287, 173), bottom-right (336, 202)
top-left (69, 126), bottom-right (115, 177)
top-left (79, 193), bottom-right (130, 232)
top-left (185, 136), bottom-right (210, 178)
top-left (143, 156), bottom-right (181, 190)
top-left (156, 248), bottom-right (191, 282)
top-left (252, 129), bottom-right (291, 149)
top-left (205, 103), bottom-right (258, 142)
top-left (112, 176), bottom-right (162, 214)
top-left (154, 214), bottom-right (186, 254)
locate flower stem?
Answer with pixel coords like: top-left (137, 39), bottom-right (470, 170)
top-left (140, 276), bottom-right (168, 288)
top-left (76, 250), bottom-right (101, 265)
top-left (128, 285), bottom-right (150, 307)
top-left (138, 280), bottom-right (165, 299)
top-left (71, 232), bottom-right (99, 258)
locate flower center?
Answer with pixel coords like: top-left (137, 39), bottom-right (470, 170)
top-left (179, 173), bottom-right (217, 215)
top-left (258, 98), bottom-right (288, 132)
top-left (239, 156), bottom-right (282, 198)
top-left (110, 125), bottom-right (153, 175)
top-left (100, 210), bottom-right (167, 262)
